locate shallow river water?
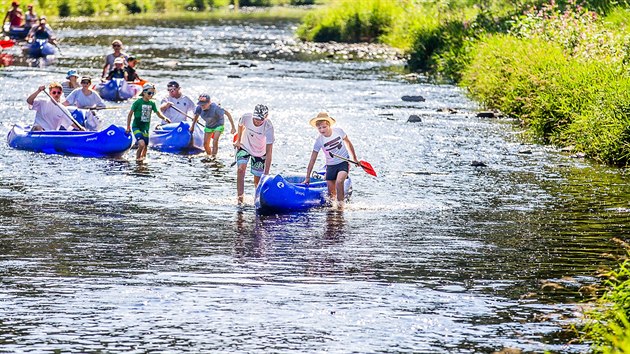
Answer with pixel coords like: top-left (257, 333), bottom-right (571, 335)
top-left (1, 20), bottom-right (629, 353)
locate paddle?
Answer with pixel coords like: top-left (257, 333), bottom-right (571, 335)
top-left (168, 104), bottom-right (204, 130)
top-left (42, 89), bottom-right (86, 131)
top-left (89, 106), bottom-right (126, 111)
top-left (0, 39), bottom-right (14, 49)
top-left (230, 134), bottom-right (239, 167)
top-left (329, 152), bottom-right (377, 177)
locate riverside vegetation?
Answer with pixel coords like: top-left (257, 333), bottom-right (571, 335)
top-left (297, 0), bottom-right (630, 351)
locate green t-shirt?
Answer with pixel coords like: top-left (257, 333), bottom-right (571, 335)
top-left (130, 98), bottom-right (158, 132)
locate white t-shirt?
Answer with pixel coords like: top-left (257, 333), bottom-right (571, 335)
top-left (239, 113), bottom-right (274, 157)
top-left (30, 98), bottom-right (75, 131)
top-left (313, 127), bottom-right (349, 166)
top-left (65, 89), bottom-right (106, 109)
top-left (161, 94), bottom-right (195, 123)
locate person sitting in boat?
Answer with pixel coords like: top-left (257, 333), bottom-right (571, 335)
top-left (2, 1), bottom-right (24, 31)
top-left (234, 104), bottom-right (274, 205)
top-left (190, 93), bottom-right (236, 160)
top-left (101, 39), bottom-right (128, 80)
top-left (302, 112), bottom-right (359, 207)
top-left (26, 82), bottom-right (84, 132)
top-left (159, 81), bottom-right (195, 124)
top-left (105, 57), bottom-right (128, 81)
top-left (61, 69), bottom-right (80, 97)
top-left (24, 4), bottom-right (36, 30)
top-left (125, 56), bottom-right (143, 83)
top-left (62, 76), bottom-right (105, 131)
top-left (25, 16), bottom-right (56, 45)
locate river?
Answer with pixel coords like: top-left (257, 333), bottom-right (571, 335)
top-left (1, 19), bottom-right (629, 353)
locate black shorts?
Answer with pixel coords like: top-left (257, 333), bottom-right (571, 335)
top-left (326, 161), bottom-right (349, 181)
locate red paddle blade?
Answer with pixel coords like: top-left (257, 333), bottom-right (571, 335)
top-left (359, 160), bottom-right (377, 177)
top-left (0, 40), bottom-right (14, 49)
top-left (233, 134), bottom-right (238, 142)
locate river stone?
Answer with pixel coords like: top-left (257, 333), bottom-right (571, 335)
top-left (476, 111), bottom-right (497, 118)
top-left (407, 114), bottom-right (422, 123)
top-left (227, 75), bottom-right (241, 79)
top-left (471, 160), bottom-right (487, 167)
top-left (402, 95), bottom-right (425, 102)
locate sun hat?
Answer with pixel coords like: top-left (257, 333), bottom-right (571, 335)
top-left (253, 104), bottom-right (268, 120)
top-left (80, 76), bottom-right (92, 82)
top-left (142, 83), bottom-right (155, 91)
top-left (197, 93), bottom-right (211, 105)
top-left (66, 69), bottom-right (79, 79)
top-left (112, 39), bottom-right (123, 46)
top-left (309, 112), bottom-right (336, 127)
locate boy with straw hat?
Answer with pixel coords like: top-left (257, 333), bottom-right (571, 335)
top-left (302, 111), bottom-right (358, 207)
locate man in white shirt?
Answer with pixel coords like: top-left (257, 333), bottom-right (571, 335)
top-left (26, 82), bottom-right (83, 131)
top-left (159, 81), bottom-right (195, 124)
top-left (234, 104), bottom-right (274, 204)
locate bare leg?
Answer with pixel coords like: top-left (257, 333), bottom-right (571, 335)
top-left (335, 171), bottom-right (348, 202)
top-left (237, 163), bottom-right (247, 204)
top-left (254, 175), bottom-right (261, 188)
top-left (136, 140), bottom-right (146, 161)
top-left (326, 180), bottom-right (336, 201)
top-left (211, 131), bottom-right (221, 158)
top-left (203, 132), bottom-right (213, 156)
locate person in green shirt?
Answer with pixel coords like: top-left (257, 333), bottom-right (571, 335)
top-left (126, 83), bottom-right (170, 162)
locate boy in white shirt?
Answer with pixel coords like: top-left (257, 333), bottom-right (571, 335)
top-left (302, 112), bottom-right (358, 206)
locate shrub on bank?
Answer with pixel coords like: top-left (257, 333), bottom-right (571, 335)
top-left (583, 254), bottom-right (630, 352)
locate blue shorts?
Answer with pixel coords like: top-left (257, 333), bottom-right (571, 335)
top-left (133, 127), bottom-right (149, 144)
top-left (236, 148), bottom-right (265, 177)
top-left (326, 161), bottom-right (349, 181)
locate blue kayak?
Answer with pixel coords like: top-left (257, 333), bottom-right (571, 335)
top-left (149, 121), bottom-right (204, 154)
top-left (27, 39), bottom-right (55, 58)
top-left (254, 173), bottom-right (352, 212)
top-left (97, 79), bottom-right (141, 102)
top-left (7, 27), bottom-right (29, 40)
top-left (7, 124), bottom-right (132, 158)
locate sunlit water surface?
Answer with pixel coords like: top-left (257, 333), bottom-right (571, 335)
top-left (1, 20), bottom-right (629, 353)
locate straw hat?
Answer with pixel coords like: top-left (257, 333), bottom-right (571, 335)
top-left (309, 112), bottom-right (336, 127)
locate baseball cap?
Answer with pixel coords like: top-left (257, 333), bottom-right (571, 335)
top-left (142, 83), bottom-right (155, 90)
top-left (253, 104), bottom-right (268, 120)
top-left (167, 81), bottom-right (179, 88)
top-left (197, 93), bottom-right (211, 105)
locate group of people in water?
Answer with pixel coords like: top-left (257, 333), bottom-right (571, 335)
top-left (23, 37), bottom-right (360, 206)
top-left (3, 1), bottom-right (56, 45)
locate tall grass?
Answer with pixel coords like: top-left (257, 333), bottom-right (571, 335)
top-left (582, 250), bottom-right (630, 352)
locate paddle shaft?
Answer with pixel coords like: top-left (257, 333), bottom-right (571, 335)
top-left (42, 89), bottom-right (86, 131)
top-left (169, 104), bottom-right (204, 130)
top-left (330, 152), bottom-right (360, 166)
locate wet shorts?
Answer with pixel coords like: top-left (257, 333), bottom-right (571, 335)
top-left (204, 125), bottom-right (224, 134)
top-left (326, 161), bottom-right (349, 181)
top-left (236, 148), bottom-right (265, 177)
top-left (133, 127), bottom-right (149, 144)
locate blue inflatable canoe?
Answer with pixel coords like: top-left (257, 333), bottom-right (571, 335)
top-left (27, 39), bottom-right (56, 58)
top-left (149, 121), bottom-right (204, 154)
top-left (7, 124), bottom-right (132, 158)
top-left (254, 173), bottom-right (352, 212)
top-left (97, 79), bottom-right (141, 102)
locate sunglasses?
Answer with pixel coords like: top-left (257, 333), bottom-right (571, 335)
top-left (143, 91), bottom-right (155, 96)
top-left (50, 90), bottom-right (62, 95)
top-left (81, 81), bottom-right (90, 84)
top-left (167, 87), bottom-right (178, 92)
top-left (112, 44), bottom-right (121, 48)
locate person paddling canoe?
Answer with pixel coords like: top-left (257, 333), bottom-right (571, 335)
top-left (26, 82), bottom-right (84, 131)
